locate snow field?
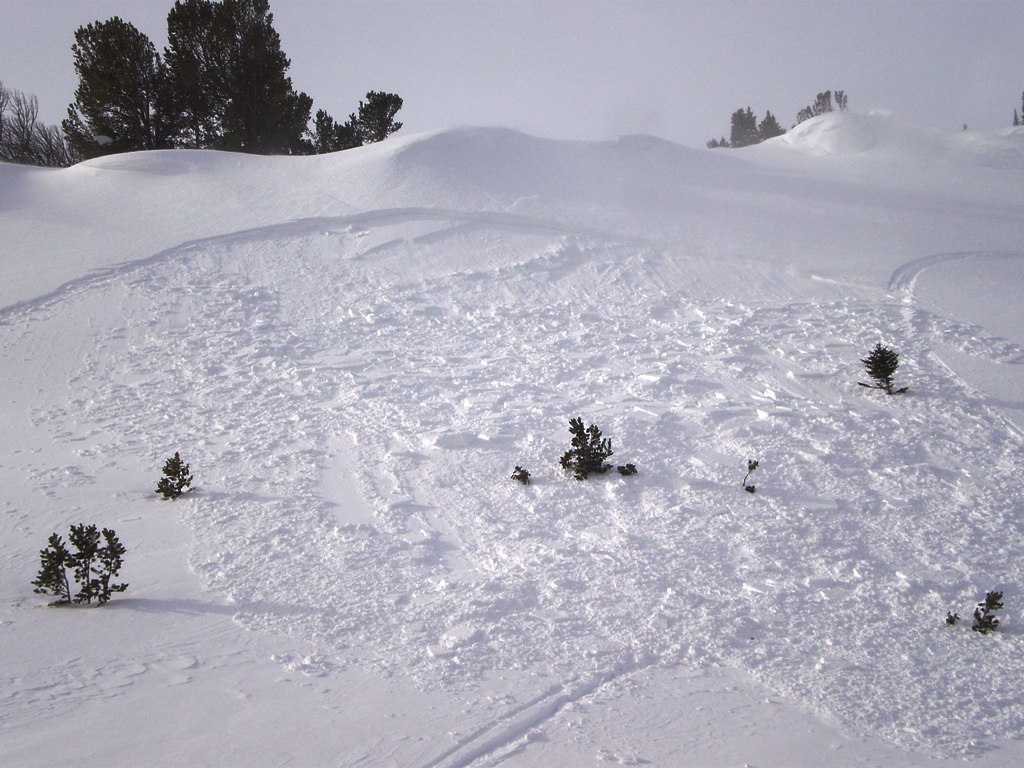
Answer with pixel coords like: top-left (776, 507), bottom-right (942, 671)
top-left (5, 203), bottom-right (1024, 760)
top-left (4, 114), bottom-right (1024, 765)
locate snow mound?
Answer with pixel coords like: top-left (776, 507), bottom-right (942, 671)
top-left (781, 111), bottom-right (883, 154)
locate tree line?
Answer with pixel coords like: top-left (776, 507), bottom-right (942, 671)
top-left (1, 0), bottom-right (402, 167)
top-left (707, 89), bottom-right (848, 149)
top-left (64, 0), bottom-right (402, 159)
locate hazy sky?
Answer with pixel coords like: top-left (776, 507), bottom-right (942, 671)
top-left (2, 0), bottom-right (1023, 149)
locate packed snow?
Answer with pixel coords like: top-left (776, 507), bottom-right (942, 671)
top-left (3, 112), bottom-right (1024, 766)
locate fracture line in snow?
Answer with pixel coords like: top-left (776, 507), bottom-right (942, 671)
top-left (0, 206), bottom-right (653, 321)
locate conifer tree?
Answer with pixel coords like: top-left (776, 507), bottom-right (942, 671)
top-left (757, 111), bottom-right (785, 141)
top-left (858, 343), bottom-right (907, 395)
top-left (63, 17), bottom-right (170, 158)
top-left (729, 107), bottom-right (760, 148)
top-left (163, 0), bottom-right (227, 148)
top-left (972, 590), bottom-right (1004, 634)
top-left (349, 91), bottom-right (404, 144)
top-left (32, 533), bottom-right (74, 604)
top-left (32, 525), bottom-right (127, 605)
top-left (157, 451), bottom-right (193, 499)
top-left (215, 0), bottom-right (312, 154)
top-left (795, 89), bottom-right (847, 126)
top-left (559, 417), bottom-right (614, 480)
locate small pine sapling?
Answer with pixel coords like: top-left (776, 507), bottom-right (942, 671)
top-left (95, 528), bottom-right (129, 605)
top-left (32, 525), bottom-right (127, 606)
top-left (858, 342), bottom-right (908, 395)
top-left (945, 611), bottom-right (960, 626)
top-left (32, 533), bottom-right (74, 604)
top-left (742, 460), bottom-right (759, 493)
top-left (511, 466), bottom-right (531, 485)
top-left (972, 590), bottom-right (1004, 634)
top-left (559, 417), bottom-right (614, 480)
top-left (617, 463), bottom-right (638, 476)
top-left (157, 451), bottom-right (193, 499)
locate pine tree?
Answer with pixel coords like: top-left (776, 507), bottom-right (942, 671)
top-left (308, 108), bottom-right (361, 153)
top-left (215, 0), bottom-right (312, 154)
top-left (559, 417), bottom-right (614, 480)
top-left (32, 533), bottom-right (74, 604)
top-left (858, 343), bottom-right (907, 395)
top-left (32, 526), bottom-right (127, 605)
top-left (96, 528), bottom-right (128, 604)
top-left (729, 107), bottom-right (760, 148)
top-left (972, 591), bottom-right (1004, 634)
top-left (757, 111), bottom-right (785, 141)
top-left (63, 17), bottom-right (170, 158)
top-left (349, 91), bottom-right (404, 144)
top-left (163, 0), bottom-right (227, 148)
top-left (157, 451), bottom-right (193, 499)
top-left (68, 523), bottom-right (102, 604)
top-left (795, 90), bottom-right (846, 126)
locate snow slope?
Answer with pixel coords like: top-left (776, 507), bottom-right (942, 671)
top-left (3, 112), bottom-right (1024, 766)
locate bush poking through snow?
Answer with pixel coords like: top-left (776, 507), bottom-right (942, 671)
top-left (559, 417), bottom-right (614, 480)
top-left (972, 591), bottom-right (1004, 634)
top-left (945, 611), bottom-right (960, 626)
top-left (858, 343), bottom-right (908, 395)
top-left (511, 466), bottom-right (531, 484)
top-left (743, 459), bottom-right (759, 493)
top-left (558, 417), bottom-right (637, 480)
top-left (156, 451), bottom-right (193, 499)
top-left (32, 524), bottom-right (128, 606)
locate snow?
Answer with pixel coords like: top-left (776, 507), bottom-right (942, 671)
top-left (3, 110), bottom-right (1024, 766)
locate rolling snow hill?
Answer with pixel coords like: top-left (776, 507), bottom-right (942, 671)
top-left (3, 111), bottom-right (1024, 767)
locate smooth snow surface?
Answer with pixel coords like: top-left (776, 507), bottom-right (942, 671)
top-left (3, 112), bottom-right (1024, 766)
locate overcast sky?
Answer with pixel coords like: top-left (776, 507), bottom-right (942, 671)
top-left (2, 0), bottom-right (1023, 149)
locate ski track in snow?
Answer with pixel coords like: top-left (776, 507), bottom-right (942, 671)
top-left (6, 208), bottom-right (1024, 761)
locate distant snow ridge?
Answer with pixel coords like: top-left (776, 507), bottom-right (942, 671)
top-left (16, 201), bottom-right (1023, 759)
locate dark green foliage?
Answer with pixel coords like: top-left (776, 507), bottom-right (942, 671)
top-left (511, 466), bottom-right (531, 485)
top-left (157, 451), bottom-right (193, 499)
top-left (743, 459), bottom-right (759, 493)
top-left (63, 17), bottom-right (170, 159)
top-left (795, 89), bottom-right (848, 125)
top-left (559, 417), bottom-right (614, 481)
top-left (757, 111), bottom-right (785, 140)
top-left (308, 108), bottom-right (360, 153)
top-left (32, 533), bottom-right (74, 604)
top-left (617, 463), bottom-right (638, 476)
top-left (946, 611), bottom-right (960, 626)
top-left (33, 525), bottom-right (128, 605)
top-left (972, 591), bottom-right (1003, 634)
top-left (163, 0), bottom-right (227, 149)
top-left (859, 342), bottom-right (908, 395)
top-left (708, 106), bottom-right (785, 148)
top-left (310, 92), bottom-right (404, 154)
top-left (350, 91), bottom-right (403, 144)
top-left (729, 107), bottom-right (760, 148)
top-left (214, 0), bottom-right (313, 154)
top-left (63, 1), bottom-right (402, 156)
